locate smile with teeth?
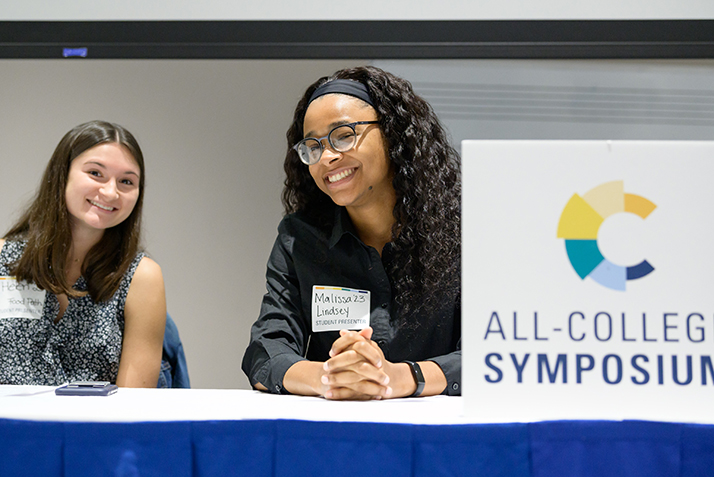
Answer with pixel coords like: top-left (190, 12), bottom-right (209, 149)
top-left (327, 168), bottom-right (355, 183)
top-left (89, 200), bottom-right (114, 211)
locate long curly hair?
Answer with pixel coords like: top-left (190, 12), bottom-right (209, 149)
top-left (283, 66), bottom-right (461, 319)
top-left (5, 120), bottom-right (145, 302)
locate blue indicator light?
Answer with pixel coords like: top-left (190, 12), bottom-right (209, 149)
top-left (63, 48), bottom-right (88, 58)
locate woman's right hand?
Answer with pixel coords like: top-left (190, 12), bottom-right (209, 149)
top-left (319, 327), bottom-right (392, 400)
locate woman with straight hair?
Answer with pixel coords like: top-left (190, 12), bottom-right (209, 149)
top-left (0, 120), bottom-right (166, 387)
top-left (242, 66), bottom-right (461, 400)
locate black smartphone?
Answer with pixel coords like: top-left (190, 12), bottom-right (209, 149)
top-left (55, 381), bottom-right (119, 396)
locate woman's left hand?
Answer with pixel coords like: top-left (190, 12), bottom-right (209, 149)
top-left (323, 327), bottom-right (422, 400)
top-left (321, 328), bottom-right (391, 400)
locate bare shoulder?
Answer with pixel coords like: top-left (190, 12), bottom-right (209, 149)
top-left (132, 256), bottom-right (164, 285)
top-left (126, 256), bottom-right (166, 319)
top-left (126, 256), bottom-right (166, 306)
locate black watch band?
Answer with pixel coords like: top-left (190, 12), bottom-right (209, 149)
top-left (403, 360), bottom-right (425, 397)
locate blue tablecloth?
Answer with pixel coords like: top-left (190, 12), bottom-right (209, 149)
top-left (2, 418), bottom-right (713, 477)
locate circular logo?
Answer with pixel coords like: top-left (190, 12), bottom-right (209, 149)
top-left (557, 180), bottom-right (656, 291)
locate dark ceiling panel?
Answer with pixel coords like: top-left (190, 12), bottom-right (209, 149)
top-left (0, 20), bottom-right (712, 59)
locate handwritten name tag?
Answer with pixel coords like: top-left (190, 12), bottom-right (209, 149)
top-left (311, 285), bottom-right (370, 332)
top-left (0, 277), bottom-right (46, 320)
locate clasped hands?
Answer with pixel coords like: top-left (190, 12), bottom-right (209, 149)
top-left (319, 327), bottom-right (412, 400)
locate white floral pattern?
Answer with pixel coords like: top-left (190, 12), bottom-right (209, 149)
top-left (0, 240), bottom-right (144, 385)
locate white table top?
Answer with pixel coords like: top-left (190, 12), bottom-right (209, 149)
top-left (0, 385), bottom-right (477, 425)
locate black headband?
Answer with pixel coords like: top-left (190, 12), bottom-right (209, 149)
top-left (307, 79), bottom-right (375, 108)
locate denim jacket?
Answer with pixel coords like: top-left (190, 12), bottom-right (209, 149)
top-left (157, 314), bottom-right (190, 388)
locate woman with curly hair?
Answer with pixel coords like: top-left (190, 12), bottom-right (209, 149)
top-left (242, 66), bottom-right (461, 399)
top-left (0, 120), bottom-right (166, 387)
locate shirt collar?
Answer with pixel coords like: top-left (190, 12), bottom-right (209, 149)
top-left (328, 206), bottom-right (359, 249)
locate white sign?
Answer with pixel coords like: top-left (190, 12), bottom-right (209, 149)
top-left (311, 286), bottom-right (370, 332)
top-left (0, 277), bottom-right (46, 320)
top-left (462, 140), bottom-right (714, 424)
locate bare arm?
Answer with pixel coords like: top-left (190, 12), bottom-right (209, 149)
top-left (116, 257), bottom-right (166, 388)
top-left (282, 328), bottom-right (388, 399)
top-left (282, 360), bottom-right (327, 396)
top-left (283, 327), bottom-right (448, 400)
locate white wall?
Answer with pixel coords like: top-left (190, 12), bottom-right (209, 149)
top-left (2, 0), bottom-right (713, 20)
top-left (373, 59), bottom-right (714, 144)
top-left (0, 59), bottom-right (362, 389)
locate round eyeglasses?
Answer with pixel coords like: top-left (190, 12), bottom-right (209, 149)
top-left (293, 121), bottom-right (379, 165)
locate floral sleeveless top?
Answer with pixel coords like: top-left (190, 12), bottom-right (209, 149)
top-left (0, 240), bottom-right (144, 385)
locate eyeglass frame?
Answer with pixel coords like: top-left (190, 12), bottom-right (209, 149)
top-left (292, 120), bottom-right (379, 165)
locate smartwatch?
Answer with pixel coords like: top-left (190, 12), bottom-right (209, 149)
top-left (403, 360), bottom-right (425, 397)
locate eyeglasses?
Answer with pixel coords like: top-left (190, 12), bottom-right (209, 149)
top-left (293, 121), bottom-right (379, 165)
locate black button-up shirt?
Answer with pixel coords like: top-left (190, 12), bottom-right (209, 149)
top-left (241, 207), bottom-right (461, 395)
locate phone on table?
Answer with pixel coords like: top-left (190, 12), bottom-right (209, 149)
top-left (55, 381), bottom-right (119, 396)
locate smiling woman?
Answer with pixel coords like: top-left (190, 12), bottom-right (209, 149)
top-left (0, 120), bottom-right (166, 387)
top-left (65, 143), bottom-right (141, 234)
top-left (242, 66), bottom-right (461, 400)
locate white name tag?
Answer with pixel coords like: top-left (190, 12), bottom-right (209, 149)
top-left (311, 285), bottom-right (370, 332)
top-left (0, 277), bottom-right (46, 320)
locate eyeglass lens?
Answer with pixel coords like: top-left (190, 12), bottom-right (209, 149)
top-left (297, 124), bottom-right (358, 165)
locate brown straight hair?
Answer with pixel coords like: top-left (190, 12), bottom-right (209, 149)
top-left (4, 120), bottom-right (145, 302)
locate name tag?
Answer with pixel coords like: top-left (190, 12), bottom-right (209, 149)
top-left (311, 285), bottom-right (370, 332)
top-left (0, 277), bottom-right (46, 320)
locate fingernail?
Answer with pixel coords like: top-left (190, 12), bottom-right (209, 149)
top-left (323, 362), bottom-right (329, 371)
top-left (382, 375), bottom-right (390, 385)
top-left (376, 360), bottom-right (382, 368)
top-left (385, 386), bottom-right (393, 397)
top-left (321, 375), bottom-right (328, 384)
top-left (329, 349), bottom-right (335, 357)
top-left (325, 390), bottom-right (332, 398)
